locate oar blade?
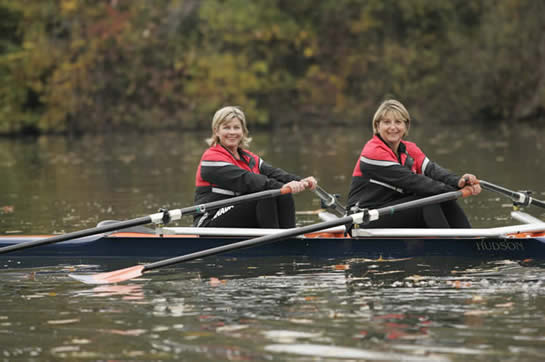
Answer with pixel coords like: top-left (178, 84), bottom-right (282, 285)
top-left (69, 265), bottom-right (145, 285)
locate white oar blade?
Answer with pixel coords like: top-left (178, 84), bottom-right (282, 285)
top-left (69, 265), bottom-right (145, 285)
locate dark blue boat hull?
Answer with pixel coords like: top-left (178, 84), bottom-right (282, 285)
top-left (1, 234), bottom-right (544, 265)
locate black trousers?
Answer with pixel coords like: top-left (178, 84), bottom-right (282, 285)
top-left (354, 196), bottom-right (471, 229)
top-left (196, 194), bottom-right (296, 228)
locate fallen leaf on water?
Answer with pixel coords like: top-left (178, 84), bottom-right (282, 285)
top-left (1, 205), bottom-right (14, 213)
top-left (209, 277), bottom-right (226, 286)
top-left (448, 280), bottom-right (472, 288)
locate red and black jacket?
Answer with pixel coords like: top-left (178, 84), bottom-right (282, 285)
top-left (346, 135), bottom-right (460, 209)
top-left (194, 144), bottom-right (301, 205)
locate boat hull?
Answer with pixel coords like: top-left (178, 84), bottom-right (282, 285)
top-left (1, 232), bottom-right (544, 266)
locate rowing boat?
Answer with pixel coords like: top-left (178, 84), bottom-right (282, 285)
top-left (2, 182), bottom-right (545, 279)
top-left (2, 211), bottom-right (544, 266)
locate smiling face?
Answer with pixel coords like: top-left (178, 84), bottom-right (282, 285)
top-left (215, 117), bottom-right (243, 153)
top-left (377, 111), bottom-right (407, 152)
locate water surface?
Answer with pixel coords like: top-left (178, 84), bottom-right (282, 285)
top-left (1, 124), bottom-right (545, 360)
top-left (1, 257), bottom-right (544, 360)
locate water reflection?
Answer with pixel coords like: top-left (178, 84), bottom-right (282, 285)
top-left (77, 284), bottom-right (145, 300)
top-left (1, 257), bottom-right (544, 360)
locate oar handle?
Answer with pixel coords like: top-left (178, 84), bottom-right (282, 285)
top-left (480, 180), bottom-right (545, 209)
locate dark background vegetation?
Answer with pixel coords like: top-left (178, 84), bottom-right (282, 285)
top-left (1, 0), bottom-right (544, 135)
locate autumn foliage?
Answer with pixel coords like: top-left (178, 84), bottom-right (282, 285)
top-left (1, 0), bottom-right (544, 135)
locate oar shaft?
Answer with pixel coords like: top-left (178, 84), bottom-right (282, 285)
top-left (480, 180), bottom-right (519, 199)
top-left (179, 187), bottom-right (290, 216)
top-left (532, 198), bottom-right (545, 208)
top-left (377, 189), bottom-right (467, 217)
top-left (481, 180), bottom-right (545, 209)
top-left (0, 216), bottom-right (152, 254)
top-left (313, 186), bottom-right (346, 216)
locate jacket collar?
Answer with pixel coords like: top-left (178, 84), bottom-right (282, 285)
top-left (375, 134), bottom-right (406, 155)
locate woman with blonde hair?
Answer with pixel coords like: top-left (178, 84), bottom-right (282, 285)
top-left (194, 106), bottom-right (317, 228)
top-left (346, 99), bottom-right (480, 229)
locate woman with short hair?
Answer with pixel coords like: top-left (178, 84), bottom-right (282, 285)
top-left (194, 106), bottom-right (317, 228)
top-left (347, 99), bottom-right (481, 229)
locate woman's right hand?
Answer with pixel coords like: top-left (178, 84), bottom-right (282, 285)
top-left (284, 180), bottom-right (307, 194)
top-left (458, 173), bottom-right (481, 195)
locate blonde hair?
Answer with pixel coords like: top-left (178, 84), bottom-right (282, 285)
top-left (206, 106), bottom-right (252, 147)
top-left (372, 99), bottom-right (411, 137)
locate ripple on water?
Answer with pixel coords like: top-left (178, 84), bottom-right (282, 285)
top-left (1, 257), bottom-right (544, 360)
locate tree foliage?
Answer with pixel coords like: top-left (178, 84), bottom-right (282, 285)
top-left (0, 0), bottom-right (543, 135)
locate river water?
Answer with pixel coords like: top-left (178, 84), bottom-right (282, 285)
top-left (1, 124), bottom-right (545, 360)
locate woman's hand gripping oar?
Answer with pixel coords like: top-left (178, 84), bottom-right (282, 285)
top-left (69, 187), bottom-right (475, 285)
top-left (0, 186), bottom-right (294, 255)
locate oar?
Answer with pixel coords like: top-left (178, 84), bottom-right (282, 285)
top-left (313, 185), bottom-right (346, 216)
top-left (69, 187), bottom-right (473, 285)
top-left (480, 180), bottom-right (545, 209)
top-left (0, 186), bottom-right (293, 255)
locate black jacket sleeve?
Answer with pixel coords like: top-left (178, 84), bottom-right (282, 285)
top-left (201, 163), bottom-right (284, 193)
top-left (259, 161), bottom-right (301, 184)
top-left (200, 160), bottom-right (300, 193)
top-left (361, 161), bottom-right (458, 196)
top-left (423, 161), bottom-right (460, 188)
